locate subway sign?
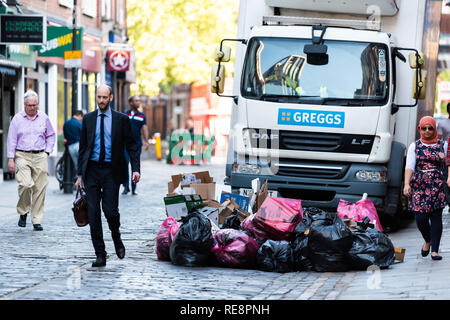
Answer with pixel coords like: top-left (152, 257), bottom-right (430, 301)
top-left (278, 108), bottom-right (345, 128)
top-left (0, 15), bottom-right (46, 44)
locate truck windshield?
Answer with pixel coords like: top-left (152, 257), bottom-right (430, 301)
top-left (241, 37), bottom-right (389, 106)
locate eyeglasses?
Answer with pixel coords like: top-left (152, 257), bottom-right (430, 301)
top-left (25, 104), bottom-right (38, 108)
top-left (420, 126), bottom-right (434, 131)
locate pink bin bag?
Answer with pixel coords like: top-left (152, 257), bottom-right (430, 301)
top-left (155, 217), bottom-right (181, 261)
top-left (337, 198), bottom-right (383, 232)
top-left (211, 229), bottom-right (260, 268)
top-left (253, 197), bottom-right (303, 241)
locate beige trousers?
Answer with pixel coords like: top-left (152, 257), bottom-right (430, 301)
top-left (15, 151), bottom-right (49, 224)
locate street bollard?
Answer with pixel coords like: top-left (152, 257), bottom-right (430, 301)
top-left (63, 143), bottom-right (74, 194)
top-left (155, 132), bottom-right (162, 160)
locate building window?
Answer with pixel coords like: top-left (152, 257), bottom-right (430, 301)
top-left (101, 0), bottom-right (112, 20)
top-left (59, 0), bottom-right (73, 9)
top-left (82, 0), bottom-right (97, 18)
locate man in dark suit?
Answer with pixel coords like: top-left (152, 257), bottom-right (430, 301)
top-left (75, 84), bottom-right (140, 267)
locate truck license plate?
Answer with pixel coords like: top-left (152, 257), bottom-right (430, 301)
top-left (239, 188), bottom-right (278, 197)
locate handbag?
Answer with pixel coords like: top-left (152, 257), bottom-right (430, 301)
top-left (439, 141), bottom-right (450, 206)
top-left (72, 187), bottom-right (88, 227)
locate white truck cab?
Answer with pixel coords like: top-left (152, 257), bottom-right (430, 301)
top-left (212, 0), bottom-right (431, 222)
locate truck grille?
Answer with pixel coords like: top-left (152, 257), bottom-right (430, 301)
top-left (248, 129), bottom-right (374, 154)
top-left (274, 158), bottom-right (349, 179)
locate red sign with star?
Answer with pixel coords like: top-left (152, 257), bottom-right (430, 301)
top-left (106, 49), bottom-right (130, 72)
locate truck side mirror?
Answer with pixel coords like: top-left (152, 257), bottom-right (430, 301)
top-left (412, 69), bottom-right (427, 100)
top-left (211, 64), bottom-right (225, 94)
top-left (214, 45), bottom-right (231, 62)
top-left (408, 52), bottom-right (425, 69)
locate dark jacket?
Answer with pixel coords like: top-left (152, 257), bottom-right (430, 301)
top-left (78, 108), bottom-right (140, 184)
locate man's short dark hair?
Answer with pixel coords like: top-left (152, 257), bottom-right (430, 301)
top-left (73, 110), bottom-right (84, 117)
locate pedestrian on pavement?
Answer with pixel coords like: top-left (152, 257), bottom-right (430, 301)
top-left (63, 110), bottom-right (84, 170)
top-left (6, 90), bottom-right (56, 231)
top-left (403, 116), bottom-right (448, 261)
top-left (437, 103), bottom-right (450, 141)
top-left (121, 95), bottom-right (149, 195)
top-left (75, 84), bottom-right (140, 267)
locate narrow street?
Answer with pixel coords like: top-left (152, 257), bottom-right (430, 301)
top-left (0, 157), bottom-right (449, 303)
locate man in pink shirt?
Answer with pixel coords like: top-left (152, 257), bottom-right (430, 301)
top-left (7, 90), bottom-right (55, 231)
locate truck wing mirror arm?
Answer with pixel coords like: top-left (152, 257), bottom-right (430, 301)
top-left (391, 47), bottom-right (425, 114)
top-left (213, 38), bottom-right (247, 99)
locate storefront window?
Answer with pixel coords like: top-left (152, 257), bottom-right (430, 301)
top-left (82, 71), bottom-right (97, 112)
top-left (57, 66), bottom-right (72, 152)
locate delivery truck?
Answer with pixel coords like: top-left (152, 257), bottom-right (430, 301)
top-left (211, 0), bottom-right (438, 226)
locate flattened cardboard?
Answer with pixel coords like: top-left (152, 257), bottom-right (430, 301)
top-left (218, 199), bottom-right (250, 225)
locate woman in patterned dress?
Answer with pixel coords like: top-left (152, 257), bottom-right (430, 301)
top-left (403, 116), bottom-right (448, 260)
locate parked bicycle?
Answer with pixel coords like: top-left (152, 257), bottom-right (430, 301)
top-left (55, 139), bottom-right (77, 192)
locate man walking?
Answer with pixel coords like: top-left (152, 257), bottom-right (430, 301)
top-left (75, 84), bottom-right (140, 267)
top-left (63, 110), bottom-right (83, 169)
top-left (122, 95), bottom-right (149, 195)
top-left (7, 90), bottom-right (56, 231)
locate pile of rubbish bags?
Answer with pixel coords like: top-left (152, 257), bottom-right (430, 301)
top-left (155, 197), bottom-right (396, 273)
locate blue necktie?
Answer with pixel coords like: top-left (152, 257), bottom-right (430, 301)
top-left (99, 114), bottom-right (105, 163)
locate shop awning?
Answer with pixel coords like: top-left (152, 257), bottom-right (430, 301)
top-left (0, 58), bottom-right (21, 76)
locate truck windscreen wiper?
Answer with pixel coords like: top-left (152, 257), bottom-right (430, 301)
top-left (319, 98), bottom-right (383, 106)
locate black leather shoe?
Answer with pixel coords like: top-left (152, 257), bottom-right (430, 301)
top-left (421, 243), bottom-right (430, 257)
top-left (122, 187), bottom-right (130, 195)
top-left (113, 237), bottom-right (126, 259)
top-left (18, 214), bottom-right (27, 227)
top-left (431, 254), bottom-right (442, 261)
top-left (132, 191), bottom-right (138, 195)
top-left (33, 224), bottom-right (43, 231)
top-left (92, 255), bottom-right (106, 267)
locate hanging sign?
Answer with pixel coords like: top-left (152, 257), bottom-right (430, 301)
top-left (106, 49), bottom-right (130, 72)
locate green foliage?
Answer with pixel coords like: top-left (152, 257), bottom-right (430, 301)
top-left (127, 0), bottom-right (239, 95)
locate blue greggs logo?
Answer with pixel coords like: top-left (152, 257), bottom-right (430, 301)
top-left (278, 108), bottom-right (345, 128)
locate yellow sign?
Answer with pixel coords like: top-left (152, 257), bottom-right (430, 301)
top-left (64, 50), bottom-right (82, 60)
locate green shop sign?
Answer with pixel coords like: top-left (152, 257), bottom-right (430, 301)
top-left (38, 26), bottom-right (82, 57)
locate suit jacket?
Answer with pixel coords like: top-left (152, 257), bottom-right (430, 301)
top-left (78, 108), bottom-right (140, 184)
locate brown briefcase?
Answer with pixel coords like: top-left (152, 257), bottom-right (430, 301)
top-left (73, 188), bottom-right (88, 227)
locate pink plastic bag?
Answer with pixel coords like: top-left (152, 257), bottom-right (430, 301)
top-left (155, 217), bottom-right (181, 261)
top-left (253, 197), bottom-right (303, 241)
top-left (241, 214), bottom-right (271, 245)
top-left (337, 199), bottom-right (383, 232)
top-left (211, 229), bottom-right (259, 268)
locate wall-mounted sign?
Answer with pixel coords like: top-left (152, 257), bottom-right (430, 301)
top-left (0, 15), bottom-right (46, 44)
top-left (64, 50), bottom-right (82, 68)
top-left (106, 49), bottom-right (130, 72)
top-left (38, 26), bottom-right (82, 57)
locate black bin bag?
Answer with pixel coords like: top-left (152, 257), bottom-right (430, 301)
top-left (256, 240), bottom-right (295, 273)
top-left (169, 211), bottom-right (214, 267)
top-left (307, 210), bottom-right (353, 272)
top-left (346, 228), bottom-right (395, 270)
top-left (221, 211), bottom-right (241, 230)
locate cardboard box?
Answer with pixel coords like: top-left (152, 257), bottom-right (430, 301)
top-left (195, 206), bottom-right (220, 228)
top-left (168, 171), bottom-right (216, 201)
top-left (220, 192), bottom-right (250, 212)
top-left (219, 199), bottom-right (250, 225)
top-left (252, 180), bottom-right (269, 213)
top-left (164, 194), bottom-right (203, 219)
top-left (394, 247), bottom-right (406, 262)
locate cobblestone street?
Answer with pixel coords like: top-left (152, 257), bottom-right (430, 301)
top-left (1, 157), bottom-right (450, 303)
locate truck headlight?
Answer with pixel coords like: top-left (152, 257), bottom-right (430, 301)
top-left (355, 170), bottom-right (387, 182)
top-left (234, 163), bottom-right (261, 175)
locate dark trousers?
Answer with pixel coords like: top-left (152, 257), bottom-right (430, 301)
top-left (123, 145), bottom-right (142, 192)
top-left (415, 209), bottom-right (443, 253)
top-left (85, 162), bottom-right (121, 257)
